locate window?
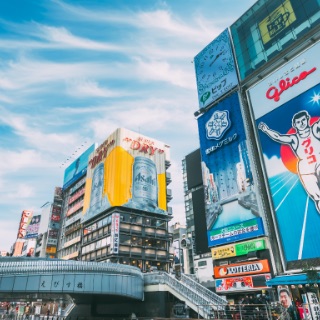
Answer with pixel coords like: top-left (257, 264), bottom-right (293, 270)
top-left (198, 260), bottom-right (207, 267)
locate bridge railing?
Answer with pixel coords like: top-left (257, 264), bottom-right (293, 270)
top-left (144, 272), bottom-right (226, 318)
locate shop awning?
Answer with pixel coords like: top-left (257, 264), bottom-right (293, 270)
top-left (266, 273), bottom-right (320, 286)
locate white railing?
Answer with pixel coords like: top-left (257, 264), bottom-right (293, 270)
top-left (144, 272), bottom-right (227, 318)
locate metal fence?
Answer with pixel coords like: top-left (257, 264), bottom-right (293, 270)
top-left (194, 302), bottom-right (316, 320)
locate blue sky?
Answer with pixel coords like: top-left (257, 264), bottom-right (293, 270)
top-left (0, 0), bottom-right (256, 251)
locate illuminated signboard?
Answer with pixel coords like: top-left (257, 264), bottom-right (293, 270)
top-left (258, 0), bottom-right (296, 45)
top-left (194, 29), bottom-right (238, 109)
top-left (230, 0), bottom-right (320, 79)
top-left (197, 92), bottom-right (264, 247)
top-left (211, 238), bottom-right (266, 259)
top-left (215, 273), bottom-right (271, 292)
top-left (17, 210), bottom-right (33, 239)
top-left (214, 259), bottom-right (270, 278)
top-left (46, 247), bottom-right (57, 254)
top-left (25, 215), bottom-right (41, 239)
top-left (82, 128), bottom-right (170, 223)
top-left (110, 213), bottom-right (120, 254)
top-left (63, 144), bottom-right (96, 190)
top-left (248, 41), bottom-right (320, 263)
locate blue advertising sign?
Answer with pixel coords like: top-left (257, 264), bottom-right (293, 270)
top-left (197, 92), bottom-right (263, 247)
top-left (194, 29), bottom-right (238, 109)
top-left (255, 82), bottom-right (320, 262)
top-left (208, 217), bottom-right (265, 247)
top-left (63, 144), bottom-right (95, 190)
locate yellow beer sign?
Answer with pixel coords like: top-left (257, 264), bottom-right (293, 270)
top-left (259, 0), bottom-right (296, 45)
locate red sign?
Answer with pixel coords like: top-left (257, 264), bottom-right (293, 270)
top-left (216, 274), bottom-right (271, 292)
top-left (214, 259), bottom-right (270, 278)
top-left (17, 210), bottom-right (32, 239)
top-left (266, 67), bottom-right (316, 102)
top-left (51, 214), bottom-right (61, 222)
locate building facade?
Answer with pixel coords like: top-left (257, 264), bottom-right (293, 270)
top-left (193, 0), bottom-right (320, 307)
top-left (56, 128), bottom-right (173, 272)
top-left (57, 144), bottom-right (96, 260)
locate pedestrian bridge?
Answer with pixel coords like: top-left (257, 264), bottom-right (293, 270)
top-left (0, 257), bottom-right (226, 319)
top-left (0, 257), bottom-right (143, 300)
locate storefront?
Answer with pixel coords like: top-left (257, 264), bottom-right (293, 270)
top-left (267, 273), bottom-right (320, 319)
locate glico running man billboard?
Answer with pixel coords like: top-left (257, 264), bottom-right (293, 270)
top-left (82, 128), bottom-right (170, 223)
top-left (197, 92), bottom-right (264, 247)
top-left (248, 40), bottom-right (320, 263)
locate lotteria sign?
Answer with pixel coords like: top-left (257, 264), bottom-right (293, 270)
top-left (214, 259), bottom-right (270, 278)
top-left (211, 238), bottom-right (266, 259)
top-left (248, 41), bottom-right (320, 119)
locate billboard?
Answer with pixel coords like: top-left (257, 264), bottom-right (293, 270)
top-left (248, 41), bottom-right (320, 263)
top-left (230, 0), bottom-right (320, 79)
top-left (211, 238), bottom-right (266, 259)
top-left (25, 214), bottom-right (41, 239)
top-left (82, 128), bottom-right (170, 223)
top-left (194, 29), bottom-right (238, 109)
top-left (17, 210), bottom-right (33, 239)
top-left (215, 274), bottom-right (271, 292)
top-left (214, 259), bottom-right (270, 278)
top-left (63, 144), bottom-right (96, 190)
top-left (197, 92), bottom-right (264, 247)
top-left (110, 213), bottom-right (120, 254)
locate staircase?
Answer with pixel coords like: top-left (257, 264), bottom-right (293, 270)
top-left (144, 272), bottom-right (227, 318)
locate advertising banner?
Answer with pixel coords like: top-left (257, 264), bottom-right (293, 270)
top-left (26, 243), bottom-right (36, 257)
top-left (214, 259), bottom-right (270, 278)
top-left (46, 246), bottom-right (57, 254)
top-left (303, 292), bottom-right (320, 320)
top-left (208, 218), bottom-right (264, 247)
top-left (215, 273), bottom-right (271, 292)
top-left (194, 29), bottom-right (238, 109)
top-left (49, 230), bottom-right (58, 238)
top-left (248, 41), bottom-right (320, 262)
top-left (211, 238), bottom-right (266, 259)
top-left (230, 0), bottom-right (320, 79)
top-left (17, 210), bottom-right (33, 239)
top-left (25, 215), bottom-right (41, 239)
top-left (82, 128), bottom-right (170, 223)
top-left (63, 144), bottom-right (96, 190)
top-left (110, 213), bottom-right (120, 254)
top-left (197, 92), bottom-right (264, 247)
top-left (277, 286), bottom-right (300, 320)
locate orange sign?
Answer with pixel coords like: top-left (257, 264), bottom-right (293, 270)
top-left (214, 259), bottom-right (270, 278)
top-left (46, 246), bottom-right (57, 254)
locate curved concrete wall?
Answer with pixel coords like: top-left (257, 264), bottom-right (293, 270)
top-left (0, 258), bottom-right (143, 300)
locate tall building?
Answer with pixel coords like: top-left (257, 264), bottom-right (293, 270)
top-left (57, 128), bottom-right (173, 272)
top-left (182, 149), bottom-right (216, 289)
top-left (57, 144), bottom-right (96, 260)
top-left (193, 0), bottom-right (320, 306)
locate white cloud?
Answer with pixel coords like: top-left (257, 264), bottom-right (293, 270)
top-left (37, 25), bottom-right (121, 51)
top-left (133, 58), bottom-right (196, 89)
top-left (66, 78), bottom-right (122, 98)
